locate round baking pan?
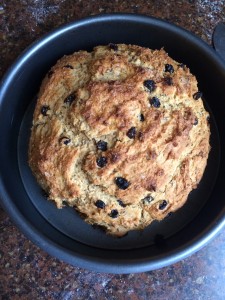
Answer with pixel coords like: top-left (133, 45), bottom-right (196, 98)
top-left (1, 14), bottom-right (225, 274)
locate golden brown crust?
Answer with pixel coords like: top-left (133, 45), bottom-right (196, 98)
top-left (28, 44), bottom-right (210, 236)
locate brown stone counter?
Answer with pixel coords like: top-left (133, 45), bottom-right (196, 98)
top-left (1, 1), bottom-right (225, 299)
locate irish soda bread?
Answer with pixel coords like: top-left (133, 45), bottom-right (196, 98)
top-left (28, 44), bottom-right (210, 236)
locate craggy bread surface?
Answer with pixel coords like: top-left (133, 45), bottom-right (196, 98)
top-left (28, 44), bottom-right (210, 236)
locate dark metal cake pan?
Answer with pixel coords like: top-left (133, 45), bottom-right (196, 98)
top-left (1, 14), bottom-right (225, 274)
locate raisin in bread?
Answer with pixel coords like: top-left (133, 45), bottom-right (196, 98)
top-left (28, 44), bottom-right (210, 236)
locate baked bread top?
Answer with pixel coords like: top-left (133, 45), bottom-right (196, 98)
top-left (28, 44), bottom-right (210, 236)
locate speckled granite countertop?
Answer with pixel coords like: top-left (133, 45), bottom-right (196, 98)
top-left (1, 1), bottom-right (225, 299)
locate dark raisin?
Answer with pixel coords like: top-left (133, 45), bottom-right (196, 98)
top-left (150, 97), bottom-right (161, 108)
top-left (166, 212), bottom-right (173, 218)
top-left (193, 91), bottom-right (203, 100)
top-left (63, 64), bottom-right (74, 69)
top-left (64, 92), bottom-right (76, 105)
top-left (127, 127), bottom-right (136, 139)
top-left (96, 140), bottom-right (108, 151)
top-left (163, 77), bottom-right (173, 86)
top-left (140, 113), bottom-right (145, 122)
top-left (115, 177), bottom-right (130, 190)
top-left (109, 209), bottom-right (119, 218)
top-left (59, 137), bottom-right (71, 145)
top-left (95, 200), bottom-right (105, 209)
top-left (159, 200), bottom-right (167, 210)
top-left (142, 195), bottom-right (154, 204)
top-left (48, 70), bottom-right (54, 78)
top-left (96, 156), bottom-right (108, 168)
top-left (178, 63), bottom-right (185, 69)
top-left (143, 80), bottom-right (156, 92)
top-left (64, 139), bottom-right (71, 145)
top-left (165, 64), bottom-right (174, 73)
top-left (108, 43), bottom-right (118, 51)
top-left (41, 105), bottom-right (50, 116)
top-left (207, 115), bottom-right (210, 124)
top-left (193, 118), bottom-right (198, 126)
top-left (117, 199), bottom-right (126, 207)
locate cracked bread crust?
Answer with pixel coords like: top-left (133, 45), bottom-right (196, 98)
top-left (28, 44), bottom-right (210, 236)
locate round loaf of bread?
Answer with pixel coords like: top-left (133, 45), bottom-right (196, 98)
top-left (28, 44), bottom-right (210, 236)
